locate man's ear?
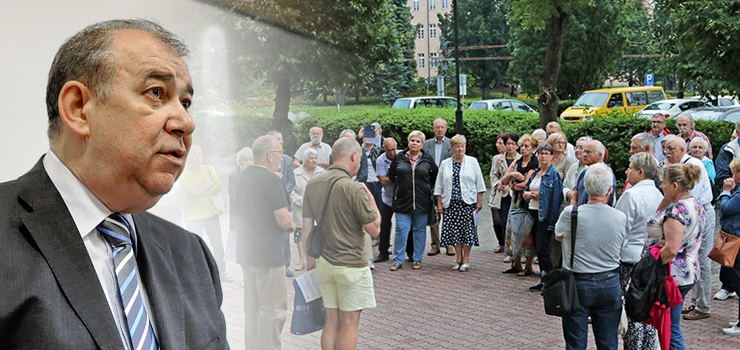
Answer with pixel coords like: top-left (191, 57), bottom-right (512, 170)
top-left (58, 81), bottom-right (93, 138)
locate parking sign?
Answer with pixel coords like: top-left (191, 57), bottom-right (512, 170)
top-left (645, 73), bottom-right (654, 86)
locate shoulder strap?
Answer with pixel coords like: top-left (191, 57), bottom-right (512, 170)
top-left (570, 205), bottom-right (578, 269)
top-left (316, 176), bottom-right (347, 226)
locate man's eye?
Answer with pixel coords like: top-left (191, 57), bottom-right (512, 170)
top-left (149, 87), bottom-right (163, 99)
top-left (181, 99), bottom-right (191, 110)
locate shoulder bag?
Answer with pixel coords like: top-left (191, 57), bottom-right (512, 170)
top-left (624, 248), bottom-right (667, 322)
top-left (541, 206), bottom-right (580, 317)
top-left (709, 230), bottom-right (740, 267)
top-left (306, 177), bottom-right (344, 259)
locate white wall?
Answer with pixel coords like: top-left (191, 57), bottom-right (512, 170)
top-left (0, 0), bottom-right (237, 181)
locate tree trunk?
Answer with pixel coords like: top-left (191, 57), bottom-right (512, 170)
top-left (482, 84), bottom-right (490, 100)
top-left (335, 87), bottom-right (347, 106)
top-left (676, 75), bottom-right (684, 98)
top-left (272, 69), bottom-right (293, 144)
top-left (538, 8), bottom-right (568, 129)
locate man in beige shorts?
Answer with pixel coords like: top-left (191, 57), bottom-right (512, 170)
top-left (304, 137), bottom-right (381, 350)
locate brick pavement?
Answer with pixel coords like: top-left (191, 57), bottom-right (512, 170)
top-left (217, 195), bottom-right (740, 349)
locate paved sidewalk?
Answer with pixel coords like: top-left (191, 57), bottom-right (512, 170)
top-left (218, 202), bottom-right (740, 349)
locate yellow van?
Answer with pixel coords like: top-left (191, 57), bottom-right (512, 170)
top-left (560, 86), bottom-right (666, 122)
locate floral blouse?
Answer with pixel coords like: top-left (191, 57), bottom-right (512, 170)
top-left (645, 197), bottom-right (705, 287)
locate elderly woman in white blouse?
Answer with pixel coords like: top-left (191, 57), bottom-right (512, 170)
top-left (290, 148), bottom-right (325, 271)
top-left (434, 135), bottom-right (487, 272)
top-left (615, 152), bottom-right (663, 349)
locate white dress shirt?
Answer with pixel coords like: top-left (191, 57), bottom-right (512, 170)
top-left (614, 179), bottom-right (664, 263)
top-left (43, 150), bottom-right (157, 350)
top-left (680, 154), bottom-right (713, 205)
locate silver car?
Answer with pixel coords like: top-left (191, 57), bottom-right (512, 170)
top-left (639, 99), bottom-right (708, 118)
top-left (468, 99), bottom-right (537, 113)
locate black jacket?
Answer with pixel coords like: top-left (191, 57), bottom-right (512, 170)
top-left (388, 149), bottom-right (438, 214)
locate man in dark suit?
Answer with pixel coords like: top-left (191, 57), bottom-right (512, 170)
top-left (422, 118), bottom-right (454, 256)
top-left (0, 20), bottom-right (228, 349)
top-left (266, 130), bottom-right (297, 277)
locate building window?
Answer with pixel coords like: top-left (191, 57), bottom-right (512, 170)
top-left (417, 25), bottom-right (424, 40)
top-left (429, 24), bottom-right (437, 39)
top-left (413, 0), bottom-right (419, 11)
top-left (430, 53), bottom-right (438, 68)
top-left (442, 0), bottom-right (449, 9)
top-left (418, 53), bottom-right (425, 68)
top-left (430, 0), bottom-right (436, 10)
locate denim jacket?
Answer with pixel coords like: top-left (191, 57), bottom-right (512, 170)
top-left (524, 164), bottom-right (563, 230)
top-left (719, 188), bottom-right (740, 236)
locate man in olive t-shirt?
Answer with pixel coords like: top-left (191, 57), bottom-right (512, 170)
top-left (303, 137), bottom-right (380, 350)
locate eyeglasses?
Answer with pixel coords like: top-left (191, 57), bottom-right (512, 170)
top-left (652, 120), bottom-right (665, 124)
top-left (664, 146), bottom-right (678, 152)
top-left (554, 141), bottom-right (567, 145)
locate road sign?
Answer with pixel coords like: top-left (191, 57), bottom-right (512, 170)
top-left (437, 76), bottom-right (445, 96)
top-left (645, 73), bottom-right (654, 86)
top-left (459, 74), bottom-right (467, 96)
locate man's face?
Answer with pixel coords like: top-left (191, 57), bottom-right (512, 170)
top-left (83, 29), bottom-right (194, 212)
top-left (273, 132), bottom-right (284, 145)
top-left (663, 140), bottom-right (685, 162)
top-left (433, 121), bottom-right (447, 138)
top-left (310, 128), bottom-right (323, 145)
top-left (546, 125), bottom-right (559, 137)
top-left (629, 139), bottom-right (646, 155)
top-left (267, 139), bottom-right (284, 171)
top-left (651, 116), bottom-right (665, 134)
top-left (581, 143), bottom-right (601, 165)
top-left (676, 116), bottom-right (693, 137)
top-left (384, 141), bottom-right (397, 158)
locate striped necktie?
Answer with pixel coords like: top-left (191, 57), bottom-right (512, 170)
top-left (98, 213), bottom-right (158, 350)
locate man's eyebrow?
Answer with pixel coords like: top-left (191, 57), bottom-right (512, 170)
top-left (145, 71), bottom-right (194, 96)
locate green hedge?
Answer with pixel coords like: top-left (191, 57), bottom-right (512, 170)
top-left (294, 107), bottom-right (735, 184)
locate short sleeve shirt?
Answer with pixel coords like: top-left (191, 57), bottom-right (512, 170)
top-left (295, 142), bottom-right (332, 167)
top-left (645, 197), bottom-right (705, 286)
top-left (235, 165), bottom-right (289, 267)
top-left (303, 165), bottom-right (378, 267)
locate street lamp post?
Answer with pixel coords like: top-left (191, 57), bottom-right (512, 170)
top-left (453, 0), bottom-right (463, 134)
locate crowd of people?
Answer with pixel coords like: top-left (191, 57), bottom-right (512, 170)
top-left (221, 113), bottom-right (740, 349)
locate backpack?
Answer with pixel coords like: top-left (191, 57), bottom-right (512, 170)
top-left (624, 251), bottom-right (668, 322)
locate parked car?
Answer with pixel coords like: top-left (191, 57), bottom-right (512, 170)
top-left (689, 95), bottom-right (740, 107)
top-left (639, 99), bottom-right (709, 118)
top-left (560, 86), bottom-right (666, 122)
top-left (468, 99), bottom-right (537, 113)
top-left (392, 96), bottom-right (460, 109)
top-left (673, 106), bottom-right (740, 123)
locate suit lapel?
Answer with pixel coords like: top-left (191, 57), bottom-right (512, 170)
top-left (132, 214), bottom-right (184, 350)
top-left (18, 160), bottom-right (120, 350)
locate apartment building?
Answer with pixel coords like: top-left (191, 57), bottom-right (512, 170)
top-left (408, 0), bottom-right (451, 79)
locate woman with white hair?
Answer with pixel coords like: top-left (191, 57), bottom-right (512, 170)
top-left (555, 163), bottom-right (626, 349)
top-left (290, 148), bottom-right (325, 271)
top-left (615, 152), bottom-right (663, 349)
top-left (689, 137), bottom-right (716, 182)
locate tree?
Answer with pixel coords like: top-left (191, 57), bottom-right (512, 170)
top-left (610, 1), bottom-right (655, 87)
top-left (438, 0), bottom-right (511, 99)
top-left (508, 0), bottom-right (591, 128)
top-left (653, 0), bottom-right (740, 93)
top-left (229, 0), bottom-right (402, 138)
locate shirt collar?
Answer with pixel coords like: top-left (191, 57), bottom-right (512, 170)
top-left (328, 164), bottom-right (352, 176)
top-left (43, 150), bottom-right (135, 241)
top-left (634, 179), bottom-right (656, 188)
top-left (435, 137), bottom-right (445, 144)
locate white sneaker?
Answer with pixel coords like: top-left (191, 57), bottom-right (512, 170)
top-left (729, 320), bottom-right (739, 327)
top-left (503, 256), bottom-right (512, 263)
top-left (714, 289), bottom-right (737, 300)
top-left (368, 260), bottom-right (375, 271)
top-left (723, 326), bottom-right (740, 335)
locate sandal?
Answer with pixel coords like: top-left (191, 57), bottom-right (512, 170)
top-left (459, 263), bottom-right (470, 272)
top-left (493, 246), bottom-right (504, 253)
top-left (451, 262), bottom-right (462, 270)
top-left (517, 268), bottom-right (534, 277)
top-left (502, 267), bottom-right (521, 274)
top-left (412, 261), bottom-right (422, 270)
top-left (390, 263), bottom-right (402, 271)
top-left (294, 263), bottom-right (305, 271)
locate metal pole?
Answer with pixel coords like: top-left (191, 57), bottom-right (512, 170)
top-left (453, 0), bottom-right (463, 134)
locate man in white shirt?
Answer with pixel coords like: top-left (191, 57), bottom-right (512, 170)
top-left (0, 20), bottom-right (227, 348)
top-left (662, 137), bottom-right (715, 321)
top-left (293, 126), bottom-right (333, 169)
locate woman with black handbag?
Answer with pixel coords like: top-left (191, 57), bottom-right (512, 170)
top-left (554, 163), bottom-right (626, 349)
top-left (717, 158), bottom-right (740, 335)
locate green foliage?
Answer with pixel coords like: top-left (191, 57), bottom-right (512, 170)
top-left (367, 0), bottom-right (418, 98)
top-left (438, 0), bottom-right (510, 99)
top-left (507, 0), bottom-right (592, 30)
top-left (295, 107), bottom-right (735, 183)
top-left (509, 0), bottom-right (639, 99)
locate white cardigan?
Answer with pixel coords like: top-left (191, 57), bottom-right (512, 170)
top-left (434, 155), bottom-right (486, 208)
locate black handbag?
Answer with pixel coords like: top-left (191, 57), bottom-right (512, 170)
top-left (541, 206), bottom-right (580, 317)
top-left (306, 177), bottom-right (344, 259)
top-left (624, 250), bottom-right (667, 322)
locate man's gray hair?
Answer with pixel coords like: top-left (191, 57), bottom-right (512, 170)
top-left (433, 118), bottom-right (447, 126)
top-left (332, 137), bottom-right (361, 160)
top-left (584, 163), bottom-right (613, 197)
top-left (252, 135), bottom-right (277, 161)
top-left (371, 122), bottom-right (382, 134)
top-left (236, 147), bottom-right (253, 166)
top-left (576, 136), bottom-right (592, 144)
top-left (632, 132), bottom-right (654, 154)
top-left (678, 113), bottom-right (696, 128)
top-left (339, 129), bottom-right (357, 139)
top-left (302, 147), bottom-right (319, 164)
top-left (652, 113), bottom-right (666, 121)
top-left (266, 130), bottom-right (282, 136)
top-left (47, 19), bottom-right (188, 138)
top-left (629, 152), bottom-right (658, 179)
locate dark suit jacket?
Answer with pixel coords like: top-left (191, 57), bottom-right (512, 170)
top-left (422, 136), bottom-right (453, 166)
top-left (0, 159), bottom-right (229, 350)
